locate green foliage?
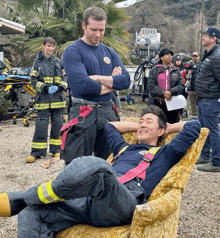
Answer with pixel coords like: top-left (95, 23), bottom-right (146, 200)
top-left (16, 0), bottom-right (130, 60)
top-left (17, 0), bottom-right (44, 10)
top-left (1, 0), bottom-right (131, 66)
top-left (0, 89), bottom-right (13, 116)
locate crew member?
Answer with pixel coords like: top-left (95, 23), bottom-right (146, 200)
top-left (195, 27), bottom-right (220, 172)
top-left (148, 48), bottom-right (185, 123)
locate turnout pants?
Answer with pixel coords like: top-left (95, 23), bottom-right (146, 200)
top-left (31, 108), bottom-right (64, 157)
top-left (17, 156), bottom-right (146, 238)
top-left (60, 99), bottom-right (117, 165)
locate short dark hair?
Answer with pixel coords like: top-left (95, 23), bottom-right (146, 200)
top-left (141, 105), bottom-right (167, 130)
top-left (83, 7), bottom-right (107, 26)
top-left (43, 37), bottom-right (56, 45)
top-left (141, 105), bottom-right (167, 144)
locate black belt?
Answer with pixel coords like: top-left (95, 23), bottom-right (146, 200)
top-left (71, 97), bottom-right (112, 107)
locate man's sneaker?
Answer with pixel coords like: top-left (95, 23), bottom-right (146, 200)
top-left (53, 153), bottom-right (60, 158)
top-left (197, 161), bottom-right (220, 172)
top-left (195, 157), bottom-right (210, 165)
top-left (26, 155), bottom-right (41, 163)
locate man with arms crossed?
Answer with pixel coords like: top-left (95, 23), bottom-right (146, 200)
top-left (61, 7), bottom-right (130, 165)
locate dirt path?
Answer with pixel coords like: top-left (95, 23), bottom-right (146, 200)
top-left (0, 106), bottom-right (219, 237)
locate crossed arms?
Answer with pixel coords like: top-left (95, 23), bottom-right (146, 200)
top-left (90, 66), bottom-right (122, 95)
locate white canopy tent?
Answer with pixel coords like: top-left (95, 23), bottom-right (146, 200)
top-left (0, 17), bottom-right (25, 35)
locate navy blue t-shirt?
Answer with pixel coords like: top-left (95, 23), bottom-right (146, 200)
top-left (63, 39), bottom-right (130, 102)
top-left (105, 120), bottom-right (201, 200)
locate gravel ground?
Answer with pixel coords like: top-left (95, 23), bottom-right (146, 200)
top-left (0, 108), bottom-right (219, 238)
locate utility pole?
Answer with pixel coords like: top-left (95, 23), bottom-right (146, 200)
top-left (200, 1), bottom-right (205, 56)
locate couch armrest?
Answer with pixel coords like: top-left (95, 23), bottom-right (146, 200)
top-left (132, 189), bottom-right (181, 226)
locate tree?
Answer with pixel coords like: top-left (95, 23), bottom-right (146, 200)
top-left (11, 0), bottom-right (131, 64)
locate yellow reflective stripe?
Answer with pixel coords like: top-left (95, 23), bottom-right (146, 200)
top-left (118, 146), bottom-right (129, 155)
top-left (35, 103), bottom-right (50, 110)
top-left (46, 180), bottom-right (60, 202)
top-left (36, 102), bottom-right (66, 109)
top-left (43, 77), bottom-right (53, 84)
top-left (50, 139), bottom-right (61, 146)
top-left (50, 101), bottom-right (66, 108)
top-left (43, 77), bottom-right (53, 79)
top-left (32, 142), bottom-right (47, 149)
top-left (38, 180), bottom-right (64, 204)
top-left (36, 82), bottom-right (44, 92)
top-left (148, 147), bottom-right (160, 155)
top-left (111, 145), bottom-right (129, 164)
top-left (60, 81), bottom-right (68, 88)
top-left (38, 183), bottom-right (50, 204)
top-left (54, 79), bottom-right (62, 84)
top-left (30, 69), bottom-right (38, 77)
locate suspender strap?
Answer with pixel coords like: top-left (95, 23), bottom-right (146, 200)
top-left (110, 145), bottom-right (129, 165)
top-left (112, 102), bottom-right (120, 121)
top-left (60, 106), bottom-right (93, 150)
top-left (118, 147), bottom-right (160, 184)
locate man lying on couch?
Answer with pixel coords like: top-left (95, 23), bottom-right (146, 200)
top-left (0, 105), bottom-right (201, 238)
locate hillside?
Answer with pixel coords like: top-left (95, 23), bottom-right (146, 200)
top-left (128, 0), bottom-right (220, 25)
top-left (124, 0), bottom-right (220, 56)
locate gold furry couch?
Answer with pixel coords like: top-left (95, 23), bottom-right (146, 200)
top-left (56, 118), bottom-right (209, 238)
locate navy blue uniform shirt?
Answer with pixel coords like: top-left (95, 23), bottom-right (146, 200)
top-left (63, 39), bottom-right (130, 102)
top-left (105, 120), bottom-right (201, 200)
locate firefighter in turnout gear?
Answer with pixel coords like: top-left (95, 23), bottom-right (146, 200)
top-left (26, 37), bottom-right (68, 163)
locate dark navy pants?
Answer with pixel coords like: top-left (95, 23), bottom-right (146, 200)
top-left (18, 156), bottom-right (146, 238)
top-left (198, 98), bottom-right (220, 165)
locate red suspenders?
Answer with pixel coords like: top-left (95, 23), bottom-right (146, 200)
top-left (60, 106), bottom-right (93, 150)
top-left (117, 147), bottom-right (160, 185)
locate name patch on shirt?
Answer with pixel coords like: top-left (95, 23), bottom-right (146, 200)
top-left (103, 56), bottom-right (111, 64)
